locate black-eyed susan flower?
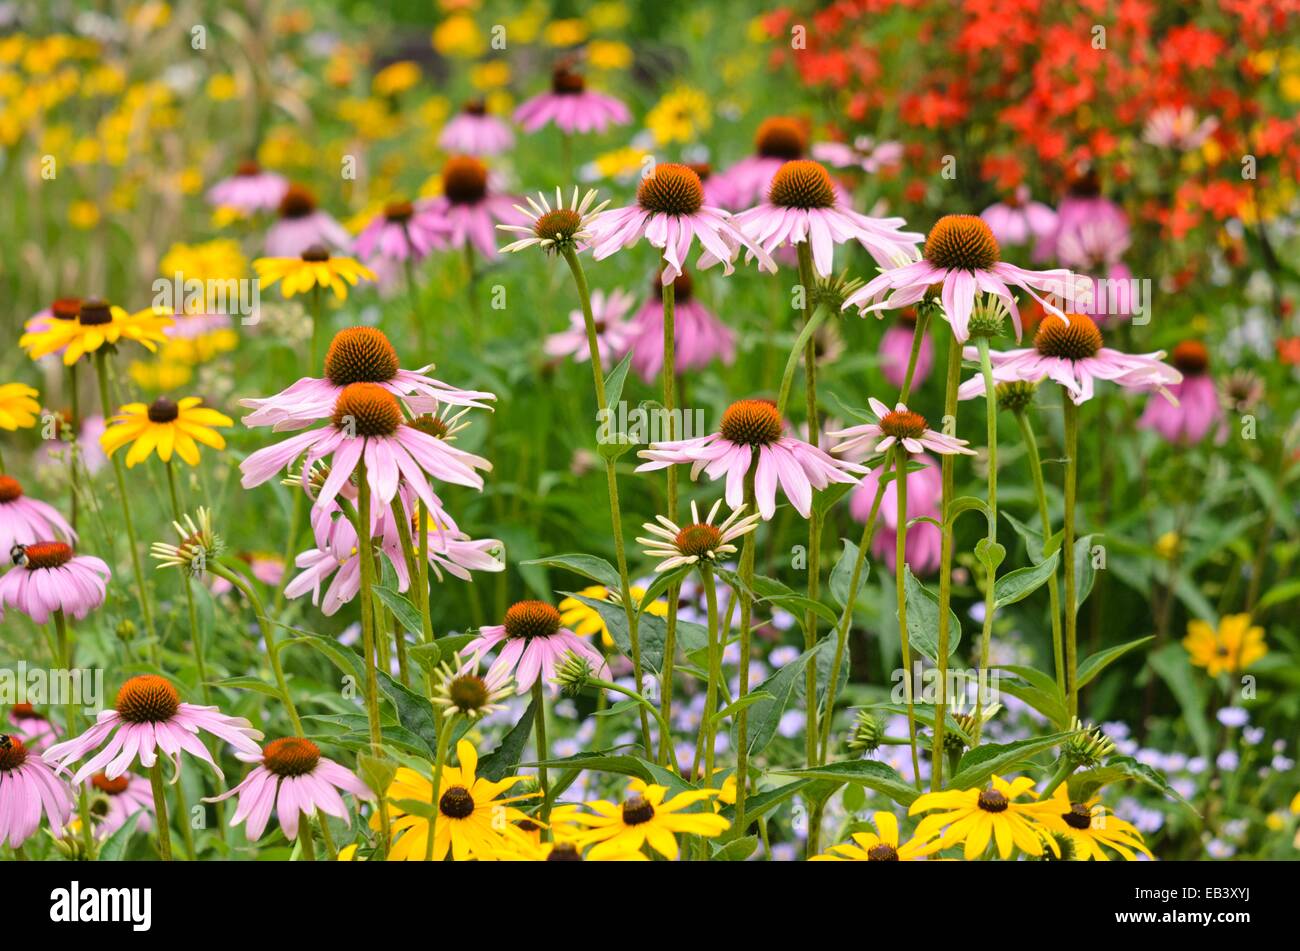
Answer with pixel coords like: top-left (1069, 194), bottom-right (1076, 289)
top-left (558, 584), bottom-right (668, 650)
top-left (0, 383), bottom-right (40, 430)
top-left (811, 811), bottom-right (942, 861)
top-left (1031, 785), bottom-right (1153, 861)
top-left (908, 774), bottom-right (1058, 860)
top-left (253, 244), bottom-right (376, 301)
top-left (380, 738), bottom-right (536, 861)
top-left (567, 778), bottom-right (729, 860)
top-left (20, 299), bottom-right (172, 366)
top-left (100, 396), bottom-right (233, 468)
top-left (1183, 614), bottom-right (1267, 676)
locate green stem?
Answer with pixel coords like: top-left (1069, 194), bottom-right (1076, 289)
top-left (774, 304), bottom-right (827, 419)
top-left (425, 710), bottom-right (455, 861)
top-left (897, 310), bottom-right (932, 403)
top-left (931, 333), bottom-right (962, 790)
top-left (354, 459), bottom-right (383, 753)
top-left (148, 761), bottom-right (173, 861)
top-left (1015, 409), bottom-right (1065, 693)
top-left (971, 337), bottom-right (999, 743)
top-left (272, 490), bottom-right (304, 618)
top-left (165, 462), bottom-right (210, 705)
top-left (531, 678), bottom-right (551, 825)
top-left (53, 611), bottom-right (96, 860)
top-left (298, 821), bottom-right (316, 861)
top-left (68, 364), bottom-right (80, 530)
top-left (734, 470), bottom-right (757, 835)
top-left (794, 242), bottom-right (822, 787)
top-left (698, 562), bottom-right (722, 783)
top-left (658, 275), bottom-right (681, 766)
top-left (894, 446), bottom-right (921, 790)
top-left (1062, 391), bottom-right (1080, 717)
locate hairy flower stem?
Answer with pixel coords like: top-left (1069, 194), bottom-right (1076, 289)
top-left (148, 761), bottom-right (173, 861)
top-left (734, 470), bottom-right (757, 835)
top-left (795, 242), bottom-right (822, 771)
top-left (895, 446), bottom-right (922, 790)
top-left (695, 562), bottom-right (723, 783)
top-left (165, 462), bottom-right (211, 705)
top-left (930, 334), bottom-right (962, 790)
top-left (53, 610), bottom-right (95, 860)
top-left (1062, 391), bottom-right (1081, 717)
top-left (658, 277), bottom-right (683, 766)
top-left (560, 246), bottom-right (652, 754)
top-left (94, 350), bottom-right (158, 662)
top-left (970, 337), bottom-right (1000, 744)
top-left (354, 460), bottom-right (384, 755)
top-left (532, 678), bottom-right (552, 824)
top-left (1014, 409), bottom-right (1066, 692)
top-left (425, 710), bottom-right (456, 861)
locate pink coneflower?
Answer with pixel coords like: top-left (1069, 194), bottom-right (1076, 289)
top-left (626, 268), bottom-right (735, 383)
top-left (878, 311), bottom-right (933, 390)
top-left (240, 383), bottom-right (492, 516)
top-left (957, 313), bottom-right (1182, 405)
top-left (1143, 106), bottom-right (1218, 151)
top-left (589, 163), bottom-right (775, 285)
top-left (45, 675), bottom-right (263, 784)
top-left (240, 326), bottom-right (494, 431)
top-left (1053, 209), bottom-right (1133, 321)
top-left (352, 199), bottom-right (448, 264)
top-left (209, 552), bottom-right (285, 597)
top-left (637, 398), bottom-right (863, 520)
top-left (830, 399), bottom-right (975, 459)
top-left (87, 771), bottom-right (154, 837)
top-left (843, 213), bottom-right (1084, 342)
top-left (462, 600), bottom-right (608, 695)
top-left (812, 135), bottom-right (905, 175)
top-left (0, 734), bottom-right (73, 847)
top-left (420, 156), bottom-right (521, 259)
top-left (207, 159), bottom-right (289, 213)
top-left (8, 704), bottom-right (59, 751)
top-left (205, 737), bottom-right (373, 841)
top-left (264, 184), bottom-right (350, 257)
top-left (440, 99), bottom-right (515, 155)
top-left (851, 455), bottom-right (943, 574)
top-left (0, 476), bottom-right (75, 563)
top-left (284, 502), bottom-right (404, 616)
top-left (1139, 341), bottom-right (1224, 445)
top-left (1034, 169), bottom-right (1126, 263)
top-left (980, 185), bottom-right (1058, 247)
top-left (716, 117), bottom-right (810, 209)
top-left (0, 542), bottom-right (109, 624)
top-left (545, 288), bottom-right (637, 365)
top-left (514, 64), bottom-right (630, 135)
top-left (731, 159), bottom-right (922, 276)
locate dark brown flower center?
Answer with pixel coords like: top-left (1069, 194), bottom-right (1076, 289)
top-left (503, 600), bottom-right (562, 640)
top-left (1171, 340), bottom-right (1208, 375)
top-left (115, 675), bottom-right (180, 724)
top-left (443, 156), bottom-right (488, 205)
top-left (768, 160), bottom-right (836, 209)
top-left (78, 299), bottom-right (113, 326)
top-left (867, 843), bottom-right (900, 861)
top-left (19, 541), bottom-right (73, 569)
top-left (262, 737), bottom-right (321, 777)
top-left (654, 268), bottom-right (694, 302)
top-left (546, 842), bottom-right (583, 861)
top-left (448, 675), bottom-right (490, 712)
top-left (0, 734), bottom-right (29, 772)
top-left (688, 162), bottom-right (712, 180)
top-left (1035, 314), bottom-right (1103, 361)
top-left (408, 413), bottom-right (450, 440)
top-left (384, 200), bottom-right (414, 222)
top-left (463, 99), bottom-right (487, 116)
top-left (439, 785), bottom-right (476, 819)
top-left (9, 703), bottom-right (41, 721)
top-left (637, 163), bottom-right (704, 216)
top-left (147, 397), bottom-right (179, 423)
top-left (622, 795), bottom-right (655, 825)
top-left (719, 399), bottom-right (783, 447)
top-left (91, 772), bottom-right (131, 795)
top-left (755, 117), bottom-right (807, 160)
top-left (551, 66), bottom-right (585, 94)
top-left (878, 409), bottom-right (928, 440)
top-left (278, 184), bottom-right (317, 219)
top-left (235, 159), bottom-right (262, 177)
top-left (1064, 802), bottom-right (1093, 830)
top-left (534, 208), bottom-right (583, 242)
top-left (324, 327), bottom-right (400, 385)
top-left (977, 788), bottom-right (1009, 812)
top-left (0, 475), bottom-right (22, 503)
top-left (1067, 168), bottom-right (1101, 198)
top-left (674, 524), bottom-right (724, 558)
top-left (332, 383), bottom-right (403, 438)
top-left (301, 243), bottom-right (331, 263)
top-left (924, 214), bottom-right (1001, 271)
top-left (52, 298), bottom-right (82, 320)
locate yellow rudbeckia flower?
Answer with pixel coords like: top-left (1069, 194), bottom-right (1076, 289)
top-left (20, 300), bottom-right (173, 366)
top-left (1031, 785), bottom-right (1153, 861)
top-left (254, 247), bottom-right (376, 302)
top-left (0, 383), bottom-right (41, 430)
top-left (811, 810), bottom-right (943, 861)
top-left (559, 584), bottom-right (669, 649)
top-left (567, 778), bottom-right (729, 860)
top-left (1183, 614), bottom-right (1267, 676)
top-left (100, 395), bottom-right (232, 467)
top-left (909, 774), bottom-right (1058, 860)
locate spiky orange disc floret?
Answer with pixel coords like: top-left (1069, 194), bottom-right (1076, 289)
top-left (637, 164), bottom-right (704, 216)
top-left (719, 399), bottom-right (783, 447)
top-left (115, 675), bottom-right (180, 724)
top-left (324, 327), bottom-right (400, 386)
top-left (1171, 340), bottom-right (1208, 375)
top-left (278, 184), bottom-right (317, 219)
top-left (1035, 314), bottom-right (1103, 361)
top-left (878, 410), bottom-right (929, 440)
top-left (51, 298), bottom-right (82, 320)
top-left (91, 772), bottom-right (131, 795)
top-left (674, 523), bottom-right (724, 557)
top-left (755, 117), bottom-right (807, 159)
top-left (331, 383), bottom-right (403, 437)
top-left (443, 156), bottom-right (488, 204)
top-left (924, 214), bottom-right (1001, 271)
top-left (262, 737), bottom-right (321, 777)
top-left (0, 475), bottom-right (22, 503)
top-left (503, 600), bottom-right (562, 640)
top-left (768, 159), bottom-right (836, 209)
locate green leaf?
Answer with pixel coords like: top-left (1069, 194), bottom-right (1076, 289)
top-left (373, 585), bottom-right (424, 635)
top-left (521, 553), bottom-right (621, 591)
top-left (357, 752), bottom-right (399, 798)
top-left (636, 564), bottom-right (691, 615)
top-left (406, 642), bottom-right (441, 673)
top-left (209, 675), bottom-right (284, 698)
top-left (603, 350), bottom-right (634, 409)
top-left (716, 779), bottom-right (810, 840)
top-left (376, 670), bottom-right (440, 757)
top-left (947, 495), bottom-right (991, 528)
top-left (1076, 635), bottom-right (1154, 688)
top-left (1002, 510), bottom-right (1062, 564)
top-left (302, 714), bottom-right (431, 758)
top-left (391, 798), bottom-right (437, 819)
top-left (974, 537), bottom-right (1006, 575)
top-left (992, 665), bottom-right (1070, 729)
top-left (734, 639), bottom-right (820, 757)
top-left (947, 732), bottom-right (1073, 790)
top-left (1257, 578), bottom-right (1300, 611)
top-left (571, 592), bottom-right (704, 673)
top-left (711, 690), bottom-right (773, 726)
top-left (1069, 755), bottom-right (1198, 815)
top-left (899, 566), bottom-right (961, 661)
top-left (828, 538), bottom-right (870, 611)
top-left (478, 699), bottom-right (536, 781)
top-left (772, 759), bottom-right (919, 807)
top-left (531, 752), bottom-right (696, 796)
top-left (97, 810), bottom-right (142, 861)
top-left (1148, 643), bottom-right (1212, 758)
top-left (812, 482), bottom-right (854, 517)
top-left (992, 550), bottom-right (1060, 610)
top-left (711, 835), bottom-right (759, 861)
top-left (1073, 533), bottom-right (1100, 612)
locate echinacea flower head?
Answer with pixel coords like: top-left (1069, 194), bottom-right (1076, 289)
top-left (87, 771), bottom-right (154, 838)
top-left (878, 311), bottom-right (934, 390)
top-left (0, 542), bottom-right (109, 624)
top-left (461, 599), bottom-right (608, 695)
top-left (380, 739), bottom-right (536, 861)
top-left (241, 325), bottom-right (494, 432)
top-left (566, 778), bottom-right (729, 860)
top-left (265, 184), bottom-right (351, 257)
top-left (513, 64), bottom-right (631, 134)
top-left (8, 703), bottom-right (60, 751)
top-left (498, 186), bottom-right (609, 255)
top-left (0, 476), bottom-right (76, 562)
top-left (206, 159), bottom-right (288, 213)
top-left (731, 159), bottom-right (923, 276)
top-left (637, 499), bottom-right (761, 573)
top-left (843, 213), bottom-right (1085, 342)
top-left (150, 507), bottom-right (223, 577)
top-left (421, 155), bottom-right (521, 259)
top-left (626, 267), bottom-right (736, 383)
top-left (1183, 614), bottom-right (1266, 676)
top-left (44, 674), bottom-right (263, 784)
top-left (100, 395), bottom-right (233, 468)
top-left (20, 299), bottom-right (173, 367)
top-left (810, 811), bottom-right (941, 861)
top-left (205, 736), bottom-right (373, 841)
top-left (909, 774), bottom-right (1059, 860)
top-left (0, 383), bottom-right (40, 430)
top-left (0, 733), bottom-right (74, 847)
top-left (1138, 340), bottom-right (1223, 445)
top-left (829, 398), bottom-right (974, 458)
top-left (1031, 785), bottom-right (1153, 861)
top-left (957, 313), bottom-right (1182, 406)
top-left (589, 163), bottom-right (776, 285)
top-left (638, 398), bottom-right (863, 520)
top-left (431, 654), bottom-right (513, 720)
top-left (979, 185), bottom-right (1058, 247)
top-left (716, 116), bottom-right (810, 208)
top-left (439, 99), bottom-right (515, 156)
top-left (254, 245), bottom-right (377, 300)
top-left (544, 287), bottom-right (636, 365)
top-left (351, 201), bottom-right (448, 264)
